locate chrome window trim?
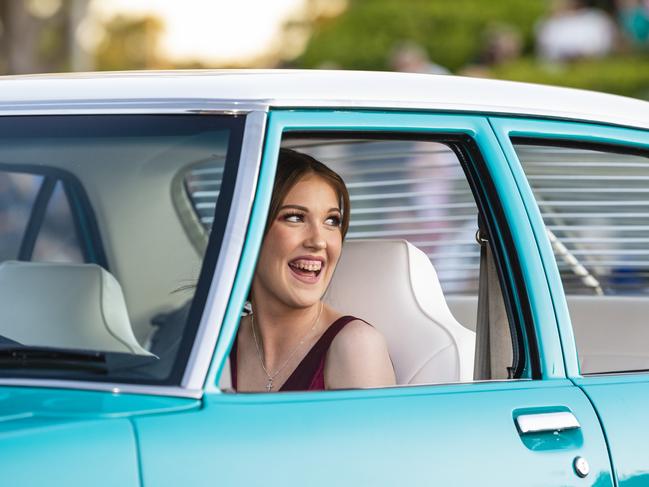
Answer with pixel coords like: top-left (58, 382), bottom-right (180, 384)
top-left (181, 110), bottom-right (267, 390)
top-left (0, 378), bottom-right (203, 399)
top-left (0, 102), bottom-right (267, 398)
top-left (0, 99), bottom-right (268, 115)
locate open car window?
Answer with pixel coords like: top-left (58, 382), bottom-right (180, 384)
top-left (223, 132), bottom-right (523, 393)
top-left (0, 114), bottom-right (245, 385)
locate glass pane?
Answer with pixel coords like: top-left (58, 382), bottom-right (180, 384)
top-left (514, 143), bottom-right (649, 296)
top-left (285, 138), bottom-right (480, 295)
top-left (513, 141), bottom-right (649, 375)
top-left (32, 181), bottom-right (84, 263)
top-left (184, 157), bottom-right (225, 232)
top-left (0, 115), bottom-right (244, 385)
top-left (0, 172), bottom-right (43, 262)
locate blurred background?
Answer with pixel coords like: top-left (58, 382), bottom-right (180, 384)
top-left (0, 0), bottom-right (648, 99)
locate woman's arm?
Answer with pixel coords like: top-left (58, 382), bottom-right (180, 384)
top-left (324, 320), bottom-right (396, 389)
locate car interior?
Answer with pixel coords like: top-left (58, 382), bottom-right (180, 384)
top-left (0, 117), bottom-right (646, 388)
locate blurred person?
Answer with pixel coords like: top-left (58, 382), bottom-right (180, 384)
top-left (388, 41), bottom-right (450, 74)
top-left (460, 23), bottom-right (523, 77)
top-left (616, 0), bottom-right (649, 46)
top-left (480, 23), bottom-right (523, 66)
top-left (536, 0), bottom-right (617, 62)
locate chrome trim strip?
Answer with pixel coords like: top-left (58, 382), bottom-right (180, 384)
top-left (0, 99), bottom-right (268, 115)
top-left (181, 110), bottom-right (267, 390)
top-left (0, 378), bottom-right (203, 399)
top-left (516, 411), bottom-right (581, 434)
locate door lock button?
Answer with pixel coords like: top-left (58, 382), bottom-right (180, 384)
top-left (574, 456), bottom-right (589, 478)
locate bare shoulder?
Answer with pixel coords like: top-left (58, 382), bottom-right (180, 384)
top-left (324, 319), bottom-right (396, 389)
top-left (330, 319), bottom-right (388, 353)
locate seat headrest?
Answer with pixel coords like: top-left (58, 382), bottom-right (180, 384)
top-left (0, 261), bottom-right (152, 356)
top-left (324, 239), bottom-right (474, 384)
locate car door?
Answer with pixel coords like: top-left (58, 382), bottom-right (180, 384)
top-left (491, 117), bottom-right (649, 486)
top-left (135, 110), bottom-right (614, 486)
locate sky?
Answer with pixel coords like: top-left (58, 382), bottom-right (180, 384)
top-left (89, 0), bottom-right (306, 64)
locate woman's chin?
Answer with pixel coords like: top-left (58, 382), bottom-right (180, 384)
top-left (284, 288), bottom-right (326, 309)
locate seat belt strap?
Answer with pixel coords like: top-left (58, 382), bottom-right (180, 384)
top-left (473, 220), bottom-right (513, 380)
top-left (473, 226), bottom-right (490, 380)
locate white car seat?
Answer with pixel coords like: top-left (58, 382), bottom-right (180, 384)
top-left (324, 239), bottom-right (475, 384)
top-left (0, 261), bottom-right (152, 355)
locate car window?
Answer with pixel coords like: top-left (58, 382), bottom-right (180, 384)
top-left (286, 138), bottom-right (479, 295)
top-left (32, 181), bottom-right (84, 263)
top-left (185, 157), bottom-right (226, 232)
top-left (0, 114), bottom-right (245, 385)
top-left (513, 140), bottom-right (649, 375)
top-left (0, 172), bottom-right (45, 261)
top-left (224, 132), bottom-right (521, 393)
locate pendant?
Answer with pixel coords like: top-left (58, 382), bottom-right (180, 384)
top-left (265, 378), bottom-right (273, 392)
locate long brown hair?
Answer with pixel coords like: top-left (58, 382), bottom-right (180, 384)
top-left (265, 148), bottom-right (351, 239)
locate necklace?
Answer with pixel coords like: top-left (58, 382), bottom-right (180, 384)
top-left (251, 302), bottom-right (324, 392)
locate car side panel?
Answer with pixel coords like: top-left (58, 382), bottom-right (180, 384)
top-left (574, 376), bottom-right (649, 485)
top-left (0, 418), bottom-right (140, 485)
top-left (135, 381), bottom-right (613, 486)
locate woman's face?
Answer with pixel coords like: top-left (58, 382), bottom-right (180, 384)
top-left (252, 173), bottom-right (343, 310)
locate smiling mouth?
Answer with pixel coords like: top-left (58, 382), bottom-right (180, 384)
top-left (288, 259), bottom-right (323, 281)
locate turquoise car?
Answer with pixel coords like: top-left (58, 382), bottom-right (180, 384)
top-left (0, 71), bottom-right (648, 486)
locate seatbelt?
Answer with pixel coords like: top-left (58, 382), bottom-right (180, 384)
top-left (473, 219), bottom-right (513, 380)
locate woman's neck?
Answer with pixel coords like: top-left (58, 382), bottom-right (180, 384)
top-left (249, 300), bottom-right (323, 370)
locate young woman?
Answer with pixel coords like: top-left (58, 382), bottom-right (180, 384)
top-left (230, 148), bottom-right (396, 392)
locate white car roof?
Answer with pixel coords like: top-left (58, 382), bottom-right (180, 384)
top-left (1, 69), bottom-right (648, 130)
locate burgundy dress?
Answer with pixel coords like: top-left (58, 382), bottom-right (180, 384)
top-left (230, 315), bottom-right (359, 391)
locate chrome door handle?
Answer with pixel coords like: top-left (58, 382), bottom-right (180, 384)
top-left (516, 411), bottom-right (581, 434)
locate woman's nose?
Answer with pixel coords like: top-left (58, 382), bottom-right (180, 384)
top-left (304, 225), bottom-right (326, 250)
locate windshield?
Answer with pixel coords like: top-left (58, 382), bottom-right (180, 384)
top-left (0, 114), bottom-right (245, 385)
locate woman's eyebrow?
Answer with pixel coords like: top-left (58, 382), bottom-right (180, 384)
top-left (279, 204), bottom-right (309, 212)
top-left (279, 204), bottom-right (341, 213)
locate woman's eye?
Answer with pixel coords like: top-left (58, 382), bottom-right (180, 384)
top-left (282, 212), bottom-right (304, 223)
top-left (325, 215), bottom-right (341, 227)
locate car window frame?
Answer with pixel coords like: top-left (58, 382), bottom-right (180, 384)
top-left (490, 116), bottom-right (649, 379)
top-left (206, 109), bottom-right (571, 397)
top-left (0, 109), bottom-right (261, 397)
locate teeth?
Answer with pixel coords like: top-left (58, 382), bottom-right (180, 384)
top-left (291, 260), bottom-right (322, 272)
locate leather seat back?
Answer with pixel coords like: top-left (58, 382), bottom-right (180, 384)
top-left (324, 239), bottom-right (475, 384)
top-left (0, 261), bottom-right (152, 355)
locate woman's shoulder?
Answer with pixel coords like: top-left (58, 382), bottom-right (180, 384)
top-left (325, 316), bottom-right (396, 389)
top-left (329, 317), bottom-right (388, 352)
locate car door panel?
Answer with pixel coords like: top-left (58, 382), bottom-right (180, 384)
top-left (135, 381), bottom-right (613, 486)
top-left (134, 110), bottom-right (617, 486)
top-left (573, 377), bottom-right (649, 485)
top-left (491, 118), bottom-right (649, 486)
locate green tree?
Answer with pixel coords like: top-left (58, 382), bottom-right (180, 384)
top-left (297, 0), bottom-right (545, 71)
top-left (94, 15), bottom-right (165, 71)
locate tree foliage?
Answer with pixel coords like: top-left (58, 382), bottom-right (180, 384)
top-left (94, 16), bottom-right (165, 71)
top-left (297, 0), bottom-right (546, 71)
top-left (296, 0), bottom-right (649, 99)
top-left (491, 55), bottom-right (649, 99)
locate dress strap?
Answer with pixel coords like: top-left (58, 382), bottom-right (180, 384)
top-left (229, 332), bottom-right (238, 390)
top-left (280, 315), bottom-right (359, 391)
top-left (229, 315), bottom-right (362, 392)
